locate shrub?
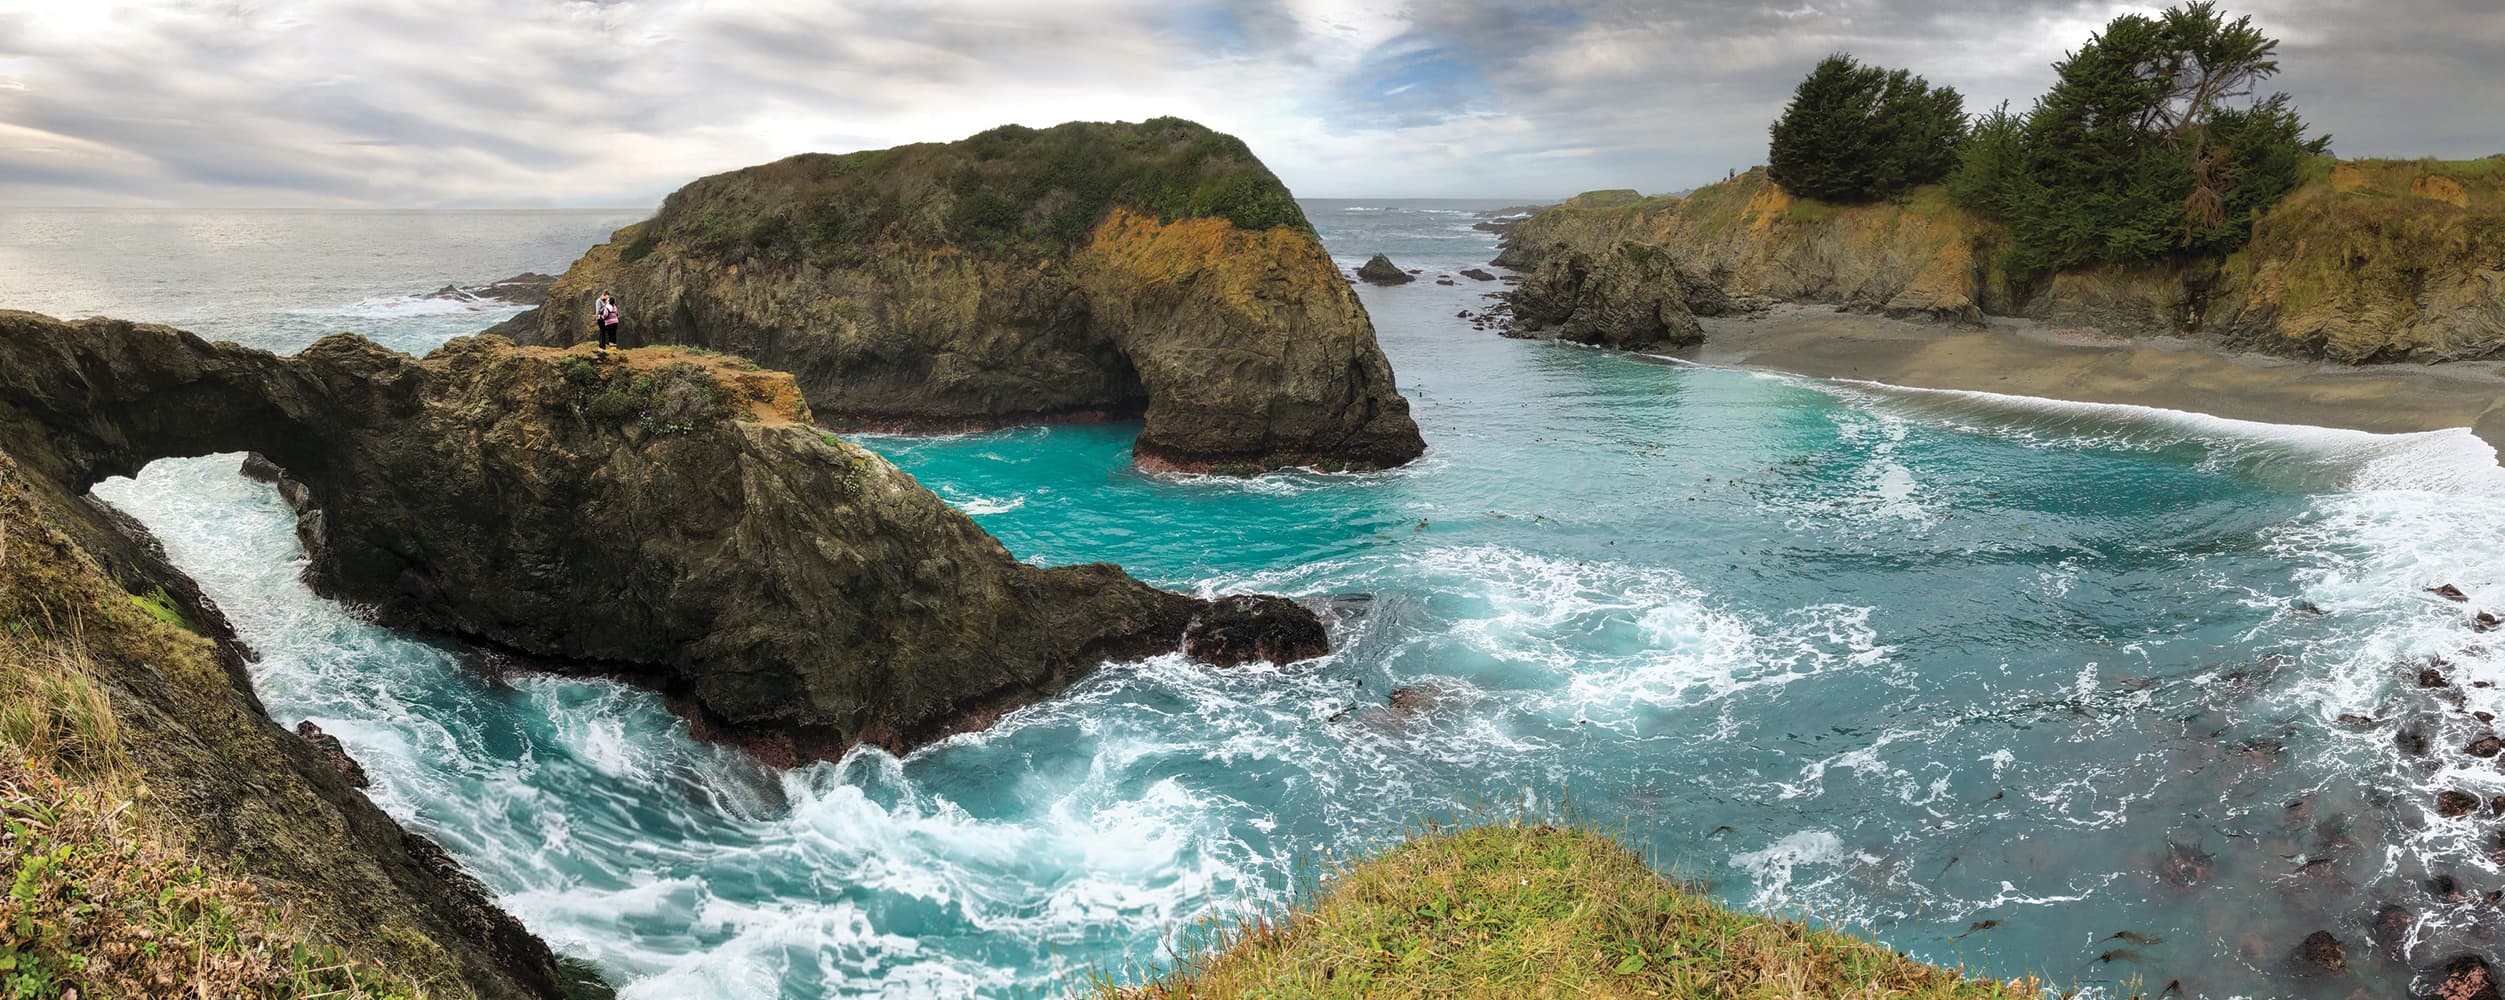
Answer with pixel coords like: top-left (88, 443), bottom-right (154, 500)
top-left (1766, 55), bottom-right (1968, 203)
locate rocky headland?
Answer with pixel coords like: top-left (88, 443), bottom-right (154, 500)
top-left (0, 322), bottom-right (607, 997)
top-left (1498, 159), bottom-right (2505, 360)
top-left (1491, 159), bottom-right (2505, 455)
top-left (0, 311), bottom-right (1329, 763)
top-left (487, 118), bottom-right (1424, 474)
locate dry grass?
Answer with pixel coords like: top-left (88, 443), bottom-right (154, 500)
top-left (0, 753), bottom-right (425, 999)
top-left (1089, 822), bottom-right (2035, 1000)
top-left (0, 454), bottom-right (442, 999)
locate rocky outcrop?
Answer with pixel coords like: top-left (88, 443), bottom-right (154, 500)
top-left (487, 118), bottom-right (1423, 473)
top-left (0, 433), bottom-right (599, 997)
top-left (0, 310), bottom-right (1326, 762)
top-left (1497, 158), bottom-right (2505, 360)
top-left (1356, 254), bottom-right (1415, 285)
top-left (427, 273), bottom-right (555, 306)
top-left (1497, 172), bottom-right (1990, 327)
top-left (1506, 241), bottom-right (1720, 350)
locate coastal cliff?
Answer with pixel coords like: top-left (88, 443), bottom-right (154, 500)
top-left (1498, 157), bottom-right (2505, 362)
top-left (0, 312), bottom-right (1328, 764)
top-left (0, 349), bottom-right (602, 995)
top-left (489, 118), bottom-right (1425, 473)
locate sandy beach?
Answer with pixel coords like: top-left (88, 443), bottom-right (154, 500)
top-left (1683, 305), bottom-right (2505, 460)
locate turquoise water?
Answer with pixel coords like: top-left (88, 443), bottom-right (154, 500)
top-left (23, 203), bottom-right (2505, 997)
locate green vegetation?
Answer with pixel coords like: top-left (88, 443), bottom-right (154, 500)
top-left (1766, 55), bottom-right (1968, 203)
top-left (1095, 823), bottom-right (2031, 999)
top-left (651, 118), bottom-right (1312, 267)
top-left (1753, 4), bottom-right (2325, 282)
top-left (1947, 1), bottom-right (2327, 277)
top-left (560, 357), bottom-right (739, 435)
top-left (1, 754), bottom-right (427, 999)
top-left (125, 586), bottom-right (194, 632)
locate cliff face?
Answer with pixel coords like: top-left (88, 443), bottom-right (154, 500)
top-left (1499, 158), bottom-right (2505, 362)
top-left (0, 311), bottom-right (1326, 763)
top-left (1497, 174), bottom-right (1994, 325)
top-left (489, 118), bottom-right (1424, 472)
top-left (1506, 241), bottom-right (1722, 350)
top-left (0, 341), bottom-right (599, 997)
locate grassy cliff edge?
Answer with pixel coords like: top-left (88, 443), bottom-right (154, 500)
top-left (1100, 824), bottom-right (2033, 999)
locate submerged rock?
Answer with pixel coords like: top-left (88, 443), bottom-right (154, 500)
top-left (1357, 253), bottom-right (1416, 284)
top-left (2421, 954), bottom-right (2502, 1000)
top-left (2438, 790), bottom-right (2482, 817)
top-left (2290, 930), bottom-right (2346, 974)
top-left (1459, 268), bottom-right (1498, 281)
top-left (489, 119), bottom-right (1423, 474)
top-left (0, 312), bottom-right (1327, 761)
top-left (2157, 841), bottom-right (2214, 887)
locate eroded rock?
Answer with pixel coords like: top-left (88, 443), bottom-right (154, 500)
top-left (1503, 241), bottom-right (1717, 350)
top-left (0, 313), bottom-right (1326, 761)
top-left (488, 120), bottom-right (1423, 474)
top-left (1183, 595), bottom-right (1331, 667)
top-left (294, 720), bottom-right (370, 789)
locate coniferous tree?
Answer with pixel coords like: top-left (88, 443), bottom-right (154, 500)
top-left (1994, 2), bottom-right (2328, 276)
top-left (1766, 55), bottom-right (1968, 203)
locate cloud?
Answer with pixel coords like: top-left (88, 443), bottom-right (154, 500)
top-left (0, 0), bottom-right (2494, 206)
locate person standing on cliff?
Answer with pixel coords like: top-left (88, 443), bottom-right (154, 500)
top-left (595, 293), bottom-right (621, 352)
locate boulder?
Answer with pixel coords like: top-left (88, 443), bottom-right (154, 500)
top-left (1357, 254), bottom-right (1416, 284)
top-left (1183, 595), bottom-right (1331, 667)
top-left (487, 119), bottom-right (1423, 474)
top-left (2438, 790), bottom-right (2481, 817)
top-left (1459, 268), bottom-right (1498, 281)
top-left (2433, 583), bottom-right (2471, 602)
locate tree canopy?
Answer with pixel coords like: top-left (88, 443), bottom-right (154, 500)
top-left (1766, 55), bottom-right (1968, 203)
top-left (1951, 2), bottom-right (2328, 276)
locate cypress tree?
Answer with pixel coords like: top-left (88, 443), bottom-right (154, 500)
top-left (1767, 55), bottom-right (1967, 203)
top-left (1995, 2), bottom-right (2328, 276)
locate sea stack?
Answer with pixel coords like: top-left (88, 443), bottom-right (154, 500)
top-left (1356, 254), bottom-right (1416, 284)
top-left (489, 118), bottom-right (1425, 474)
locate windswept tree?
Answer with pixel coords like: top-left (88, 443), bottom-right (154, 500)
top-left (1981, 2), bottom-right (2329, 276)
top-left (1766, 55), bottom-right (1968, 203)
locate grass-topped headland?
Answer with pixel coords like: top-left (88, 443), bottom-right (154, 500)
top-left (633, 117), bottom-right (1312, 267)
top-left (493, 119), bottom-right (1425, 473)
top-left (1098, 823), bottom-right (2033, 999)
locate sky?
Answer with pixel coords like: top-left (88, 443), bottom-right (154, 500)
top-left (0, 0), bottom-right (2498, 208)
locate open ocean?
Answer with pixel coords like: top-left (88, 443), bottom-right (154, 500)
top-left (6, 201), bottom-right (2501, 997)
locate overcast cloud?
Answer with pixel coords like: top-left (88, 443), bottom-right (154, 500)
top-left (0, 0), bottom-right (2497, 207)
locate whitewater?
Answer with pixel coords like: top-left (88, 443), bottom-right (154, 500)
top-left (6, 202), bottom-right (2499, 998)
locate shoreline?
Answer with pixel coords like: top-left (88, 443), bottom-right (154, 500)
top-left (1674, 305), bottom-right (2505, 462)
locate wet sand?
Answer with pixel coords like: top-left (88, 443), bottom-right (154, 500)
top-left (1682, 306), bottom-right (2505, 461)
